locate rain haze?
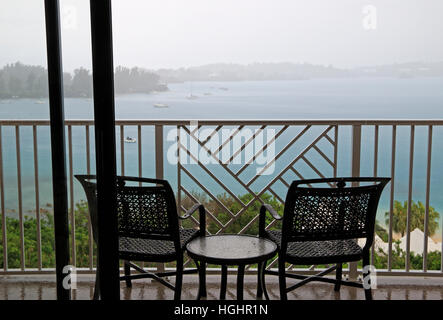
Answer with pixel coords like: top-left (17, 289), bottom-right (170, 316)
top-left (1, 0), bottom-right (443, 280)
top-left (0, 0), bottom-right (442, 71)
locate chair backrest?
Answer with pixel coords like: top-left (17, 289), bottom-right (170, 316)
top-left (75, 175), bottom-right (180, 245)
top-left (281, 177), bottom-right (390, 249)
top-left (75, 175), bottom-right (99, 243)
top-left (115, 177), bottom-right (179, 242)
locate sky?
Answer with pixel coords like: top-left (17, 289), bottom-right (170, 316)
top-left (0, 0), bottom-right (442, 72)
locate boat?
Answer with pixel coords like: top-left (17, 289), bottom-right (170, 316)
top-left (204, 92), bottom-right (212, 96)
top-left (219, 87), bottom-right (229, 91)
top-left (187, 82), bottom-right (198, 99)
top-left (34, 100), bottom-right (45, 104)
top-left (153, 103), bottom-right (169, 108)
top-left (124, 137), bottom-right (136, 143)
top-left (186, 94), bottom-right (198, 100)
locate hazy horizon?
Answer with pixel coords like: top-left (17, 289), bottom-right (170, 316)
top-left (1, 0), bottom-right (442, 73)
top-left (3, 59), bottom-right (443, 73)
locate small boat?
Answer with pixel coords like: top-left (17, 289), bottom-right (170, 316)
top-left (204, 92), bottom-right (212, 96)
top-left (153, 103), bottom-right (169, 108)
top-left (34, 100), bottom-right (45, 104)
top-left (186, 94), bottom-right (198, 100)
top-left (219, 87), bottom-right (229, 91)
top-left (124, 136), bottom-right (137, 143)
top-left (187, 82), bottom-right (198, 100)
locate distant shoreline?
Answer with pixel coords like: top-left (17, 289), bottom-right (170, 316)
top-left (3, 75), bottom-right (443, 100)
top-left (2, 60), bottom-right (443, 100)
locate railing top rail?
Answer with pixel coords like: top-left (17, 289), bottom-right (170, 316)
top-left (2, 119), bottom-right (443, 126)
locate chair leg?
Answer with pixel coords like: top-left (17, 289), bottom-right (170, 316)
top-left (362, 253), bottom-right (372, 300)
top-left (174, 256), bottom-right (184, 300)
top-left (257, 261), bottom-right (263, 298)
top-left (261, 261), bottom-right (270, 300)
top-left (196, 260), bottom-right (207, 299)
top-left (278, 259), bottom-right (287, 301)
top-left (334, 263), bottom-right (342, 292)
top-left (220, 265), bottom-right (228, 300)
top-left (200, 261), bottom-right (207, 298)
top-left (237, 264), bottom-right (245, 300)
top-left (124, 260), bottom-right (132, 288)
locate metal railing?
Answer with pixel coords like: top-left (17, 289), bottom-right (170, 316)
top-left (0, 119), bottom-right (442, 276)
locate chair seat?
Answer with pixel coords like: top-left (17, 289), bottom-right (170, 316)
top-left (119, 228), bottom-right (199, 262)
top-left (265, 230), bottom-right (363, 264)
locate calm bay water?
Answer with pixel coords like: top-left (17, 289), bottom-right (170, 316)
top-left (1, 77), bottom-right (443, 234)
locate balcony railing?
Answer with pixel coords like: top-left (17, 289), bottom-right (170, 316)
top-left (0, 119), bottom-right (442, 277)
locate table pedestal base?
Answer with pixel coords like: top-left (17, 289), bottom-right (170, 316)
top-left (196, 262), bottom-right (270, 301)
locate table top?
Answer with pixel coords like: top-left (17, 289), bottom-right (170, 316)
top-left (186, 234), bottom-right (277, 265)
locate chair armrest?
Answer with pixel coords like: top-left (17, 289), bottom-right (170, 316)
top-left (261, 204), bottom-right (282, 220)
top-left (179, 203), bottom-right (201, 220)
top-left (259, 204), bottom-right (282, 238)
top-left (179, 203), bottom-right (206, 236)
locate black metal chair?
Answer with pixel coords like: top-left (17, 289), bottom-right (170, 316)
top-left (75, 175), bottom-right (206, 300)
top-left (258, 177), bottom-right (390, 300)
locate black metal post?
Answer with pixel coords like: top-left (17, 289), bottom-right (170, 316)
top-left (43, 0), bottom-right (71, 301)
top-left (89, 0), bottom-right (120, 300)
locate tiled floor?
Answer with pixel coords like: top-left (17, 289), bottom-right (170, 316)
top-left (0, 274), bottom-right (442, 300)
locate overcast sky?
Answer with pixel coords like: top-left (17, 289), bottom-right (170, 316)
top-left (1, 0), bottom-right (442, 72)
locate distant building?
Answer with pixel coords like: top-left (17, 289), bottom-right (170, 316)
top-left (399, 228), bottom-right (441, 254)
top-left (358, 229), bottom-right (441, 255)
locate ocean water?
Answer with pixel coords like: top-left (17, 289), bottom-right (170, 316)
top-left (1, 77), bottom-right (443, 235)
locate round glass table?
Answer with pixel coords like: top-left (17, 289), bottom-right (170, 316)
top-left (186, 234), bottom-right (277, 300)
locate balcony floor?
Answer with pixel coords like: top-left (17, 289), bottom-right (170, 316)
top-left (0, 274), bottom-right (442, 300)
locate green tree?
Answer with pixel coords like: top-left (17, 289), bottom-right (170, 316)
top-left (26, 72), bottom-right (37, 95)
top-left (385, 200), bottom-right (440, 237)
top-left (375, 220), bottom-right (389, 242)
top-left (181, 192), bottom-right (283, 235)
top-left (71, 67), bottom-right (92, 97)
top-left (0, 71), bottom-right (5, 97)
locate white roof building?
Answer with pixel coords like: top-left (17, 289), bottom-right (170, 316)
top-left (358, 229), bottom-right (442, 255)
top-left (358, 235), bottom-right (389, 254)
top-left (399, 228), bottom-right (441, 255)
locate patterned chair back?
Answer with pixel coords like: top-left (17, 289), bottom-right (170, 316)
top-left (75, 175), bottom-right (99, 243)
top-left (116, 180), bottom-right (179, 241)
top-left (75, 175), bottom-right (180, 244)
top-left (281, 178), bottom-right (390, 248)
